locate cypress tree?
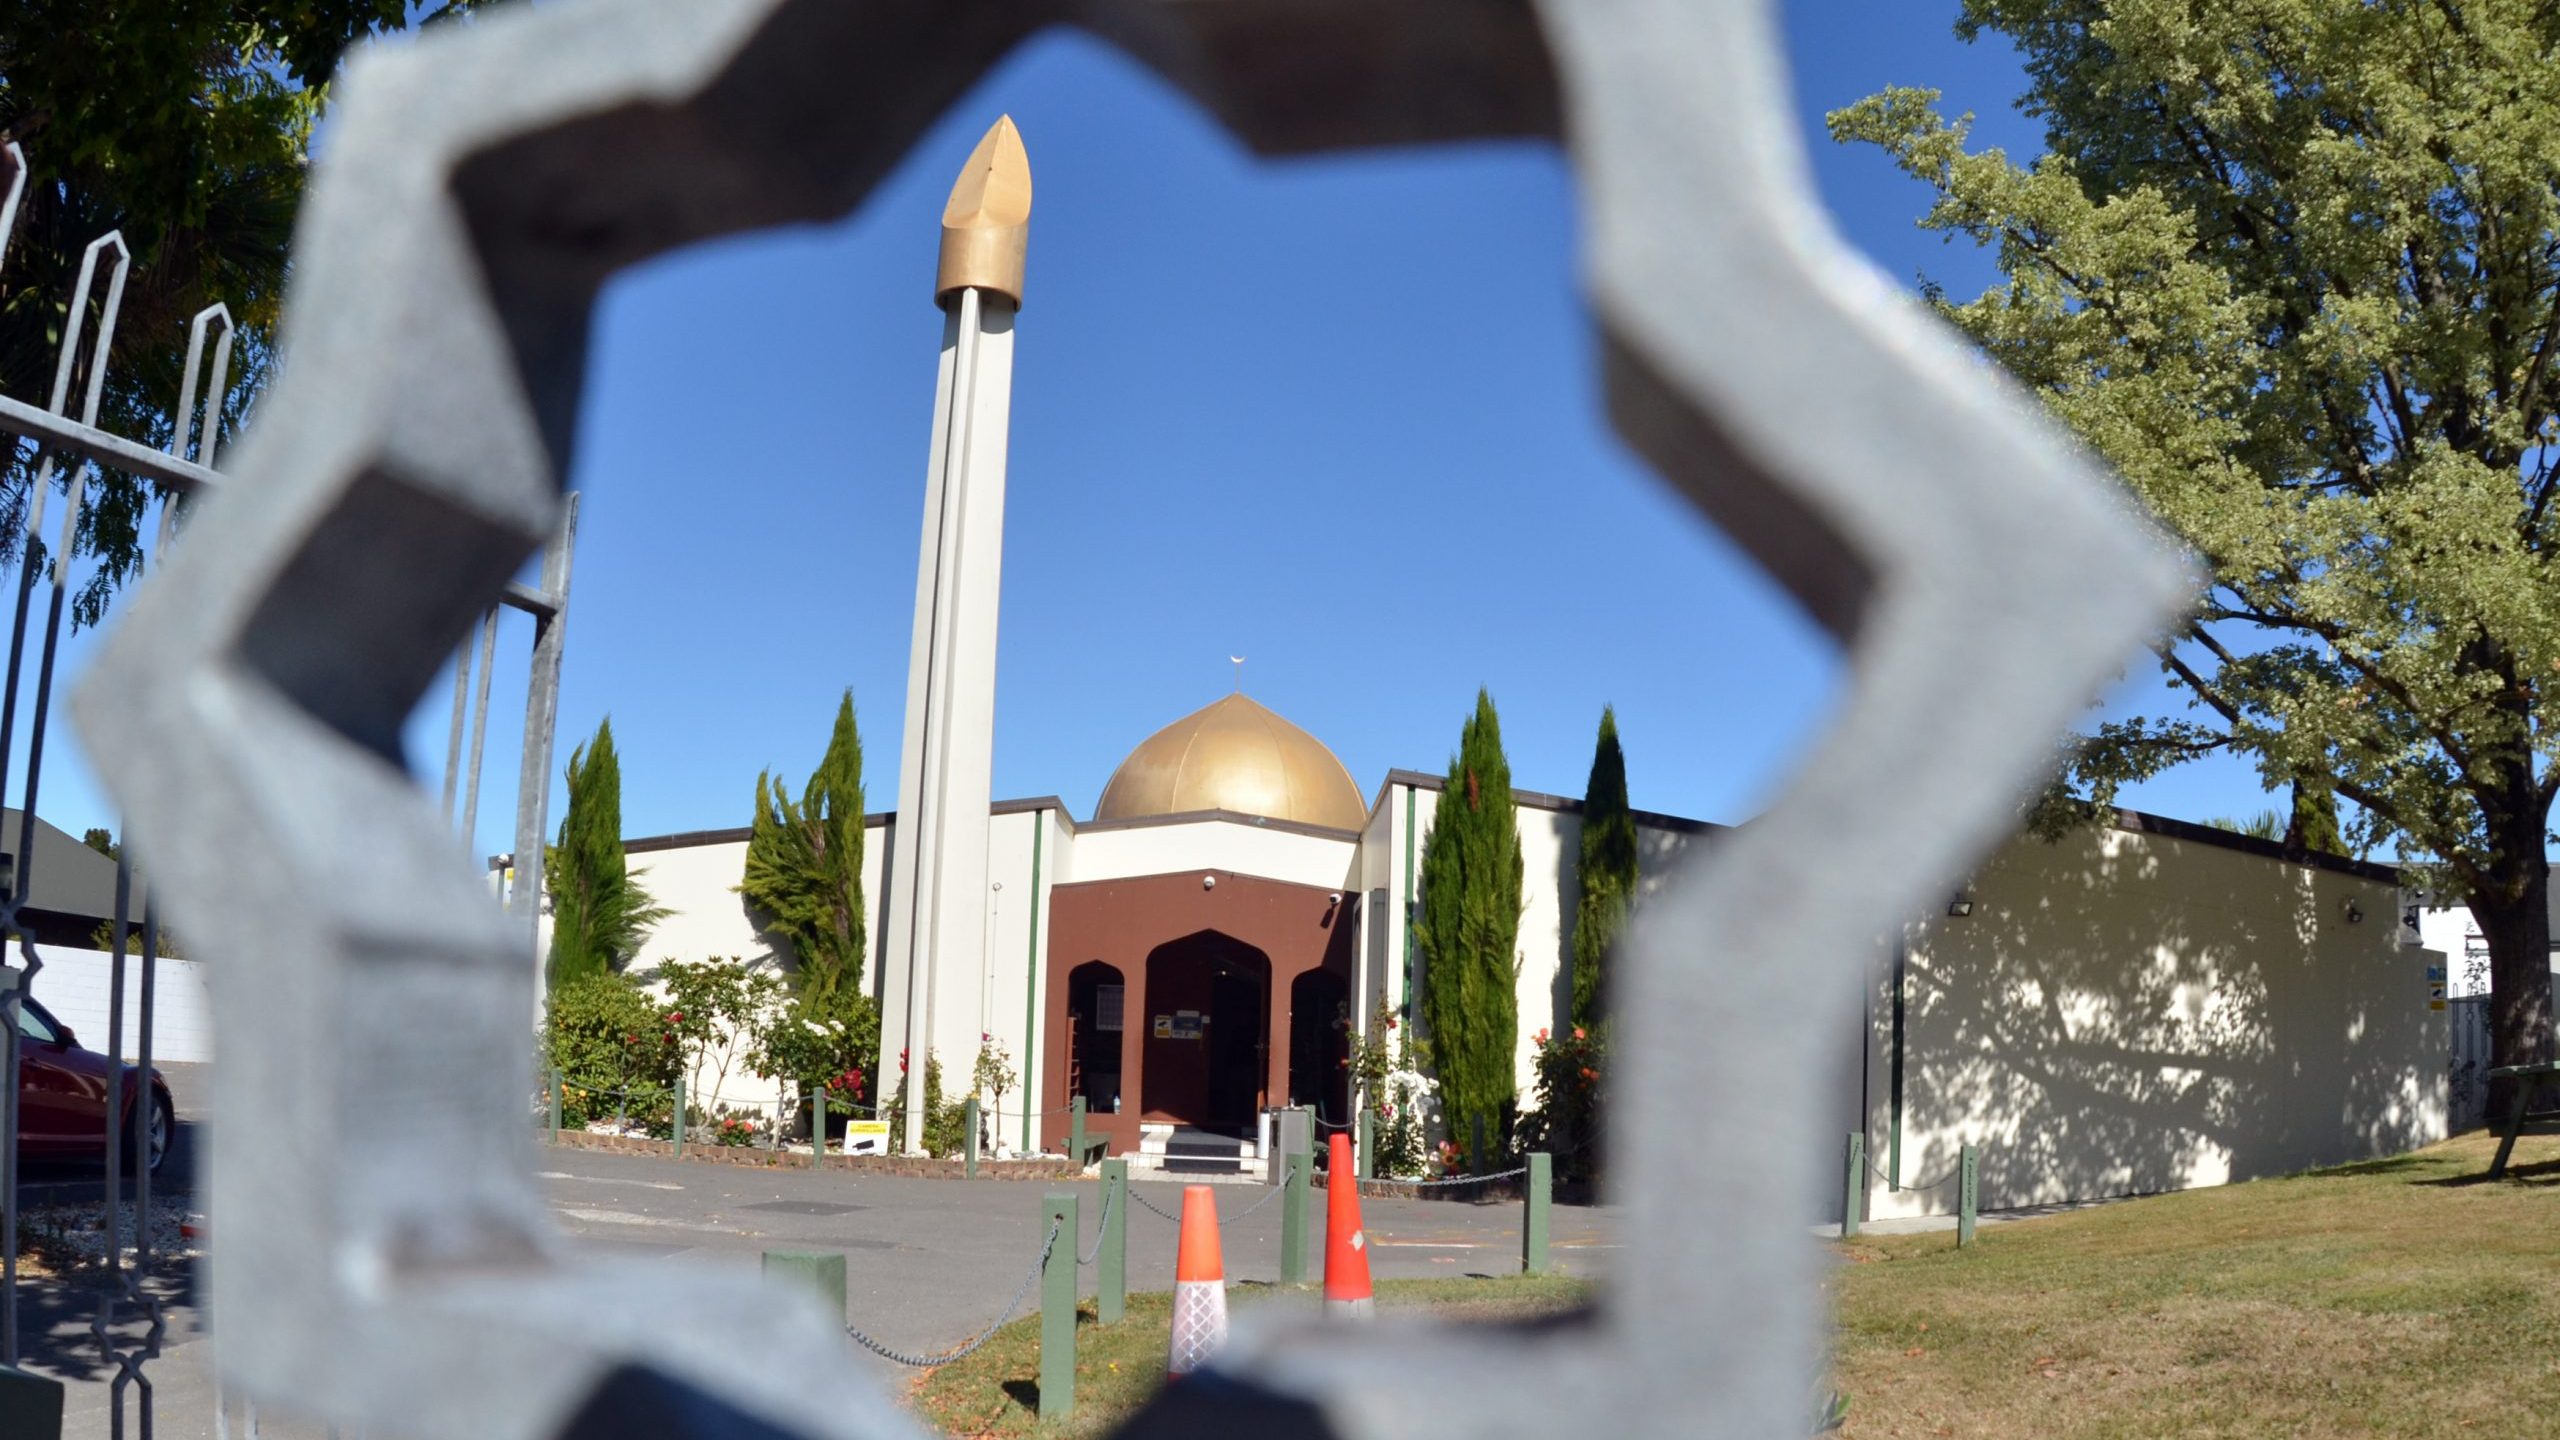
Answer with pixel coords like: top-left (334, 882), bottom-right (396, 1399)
top-left (545, 718), bottom-right (666, 986)
top-left (1415, 689), bottom-right (1523, 1171)
top-left (738, 690), bottom-right (868, 1003)
top-left (1571, 706), bottom-right (1636, 1029)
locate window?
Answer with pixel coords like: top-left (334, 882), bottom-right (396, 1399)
top-left (15, 1002), bottom-right (57, 1044)
top-left (1095, 984), bottom-right (1123, 1031)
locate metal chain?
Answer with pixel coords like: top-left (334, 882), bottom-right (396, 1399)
top-left (1128, 1160), bottom-right (1299, 1222)
top-left (1078, 1184), bottom-right (1117, 1266)
top-left (1864, 1153), bottom-right (1961, 1193)
top-left (1394, 1165), bottom-right (1531, 1188)
top-left (845, 1218), bottom-right (1060, 1368)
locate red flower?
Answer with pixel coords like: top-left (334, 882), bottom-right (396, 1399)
top-left (1534, 1028), bottom-right (1550, 1046)
top-left (667, 1011), bottom-right (684, 1024)
top-left (1579, 1067), bottom-right (1597, 1081)
top-left (1385, 1017), bottom-right (1398, 1030)
top-left (1572, 1026), bottom-right (1586, 1042)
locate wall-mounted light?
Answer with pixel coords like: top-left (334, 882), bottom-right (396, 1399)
top-left (1202, 874), bottom-right (1217, 891)
top-left (2343, 898), bottom-right (2363, 924)
top-left (1946, 895), bottom-right (1975, 918)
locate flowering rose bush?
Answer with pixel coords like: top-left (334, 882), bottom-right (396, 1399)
top-left (543, 972), bottom-right (680, 1130)
top-left (1519, 1022), bottom-right (1606, 1184)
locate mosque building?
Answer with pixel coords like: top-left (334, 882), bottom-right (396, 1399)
top-left (587, 117), bottom-right (2448, 1209)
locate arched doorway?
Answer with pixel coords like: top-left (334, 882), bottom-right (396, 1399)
top-left (1288, 969), bottom-right (1352, 1127)
top-left (1142, 931), bottom-right (1270, 1134)
top-left (1065, 961), bottom-right (1126, 1116)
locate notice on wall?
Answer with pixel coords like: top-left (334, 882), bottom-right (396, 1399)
top-left (2428, 963), bottom-right (2447, 1011)
top-left (1153, 1014), bottom-right (1172, 1039)
top-left (844, 1119), bottom-right (891, 1156)
top-left (1171, 1010), bottom-right (1204, 1039)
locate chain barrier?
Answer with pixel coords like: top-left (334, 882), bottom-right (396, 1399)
top-left (1392, 1165), bottom-right (1532, 1189)
top-left (845, 1218), bottom-right (1060, 1369)
top-left (1126, 1160), bottom-right (1298, 1221)
top-left (1864, 1153), bottom-right (1961, 1193)
top-left (1078, 1184), bottom-right (1117, 1266)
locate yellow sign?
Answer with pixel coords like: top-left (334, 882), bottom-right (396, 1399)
top-left (843, 1119), bottom-right (891, 1156)
top-left (1153, 1014), bottom-right (1173, 1039)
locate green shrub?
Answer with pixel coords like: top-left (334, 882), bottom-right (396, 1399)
top-left (751, 988), bottom-right (882, 1143)
top-left (545, 972), bottom-right (680, 1130)
top-left (1518, 1022), bottom-right (1605, 1185)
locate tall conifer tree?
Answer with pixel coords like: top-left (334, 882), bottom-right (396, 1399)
top-left (545, 718), bottom-right (665, 985)
top-left (739, 691), bottom-right (868, 1003)
top-left (1571, 706), bottom-right (1637, 1029)
top-left (1416, 689), bottom-right (1523, 1169)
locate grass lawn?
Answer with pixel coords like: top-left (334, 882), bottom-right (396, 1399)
top-left (910, 1274), bottom-right (1595, 1437)
top-left (1830, 1129), bottom-right (2560, 1439)
top-left (912, 1130), bottom-right (2560, 1437)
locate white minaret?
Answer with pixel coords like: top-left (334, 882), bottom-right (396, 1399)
top-left (880, 117), bottom-right (1030, 1154)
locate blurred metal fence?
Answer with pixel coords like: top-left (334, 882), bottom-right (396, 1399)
top-left (0, 133), bottom-right (574, 1436)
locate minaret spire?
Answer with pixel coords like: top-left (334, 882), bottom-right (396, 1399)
top-left (882, 118), bottom-right (1032, 1155)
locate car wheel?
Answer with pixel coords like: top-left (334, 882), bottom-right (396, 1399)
top-left (125, 1092), bottom-right (172, 1175)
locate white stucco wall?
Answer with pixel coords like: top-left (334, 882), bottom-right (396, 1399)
top-left (1066, 817), bottom-right (1359, 892)
top-left (626, 839), bottom-right (771, 970)
top-left (1864, 824), bottom-right (2445, 1221)
top-left (32, 946), bottom-right (215, 1065)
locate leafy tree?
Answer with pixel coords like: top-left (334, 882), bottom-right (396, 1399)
top-left (80, 827), bottom-right (115, 860)
top-left (1415, 689), bottom-right (1523, 1171)
top-left (1570, 706), bottom-right (1636, 1029)
top-left (0, 2), bottom-right (487, 625)
top-left (545, 717), bottom-right (664, 986)
top-left (2203, 811), bottom-right (2287, 843)
top-left (737, 690), bottom-right (867, 1004)
top-left (1830, 2), bottom-right (2560, 1089)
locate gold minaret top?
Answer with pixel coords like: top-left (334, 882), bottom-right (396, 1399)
top-left (936, 116), bottom-right (1032, 309)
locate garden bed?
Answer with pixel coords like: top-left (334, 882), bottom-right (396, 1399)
top-left (544, 1129), bottom-right (1085, 1180)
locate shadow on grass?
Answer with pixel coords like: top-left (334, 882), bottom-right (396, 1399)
top-left (1000, 1379), bottom-right (1039, 1413)
top-left (2418, 1157), bottom-right (2560, 1189)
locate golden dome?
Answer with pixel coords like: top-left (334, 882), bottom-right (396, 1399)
top-left (1094, 694), bottom-right (1368, 832)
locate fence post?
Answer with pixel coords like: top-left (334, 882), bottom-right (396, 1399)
top-left (1357, 1109), bottom-right (1375, 1182)
top-left (1099, 1157), bottom-right (1128, 1324)
top-left (1280, 1151), bottom-right (1312, 1286)
top-left (965, 1097), bottom-right (981, 1178)
top-left (811, 1086), bottom-right (827, 1168)
top-left (1039, 1191), bottom-right (1078, 1419)
top-left (1841, 1132), bottom-right (1864, 1238)
top-left (672, 1075), bottom-right (686, 1158)
top-left (760, 1250), bottom-right (847, 1328)
top-left (1522, 1151), bottom-right (1552, 1275)
top-left (1070, 1095), bottom-right (1088, 1164)
top-left (1957, 1143), bottom-right (1979, 1248)
top-left (548, 1068), bottom-right (562, 1143)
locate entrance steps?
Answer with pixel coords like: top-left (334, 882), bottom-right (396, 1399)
top-left (1129, 1123), bottom-right (1268, 1185)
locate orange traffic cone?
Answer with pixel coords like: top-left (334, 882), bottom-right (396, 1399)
top-left (1323, 1132), bottom-right (1374, 1317)
top-left (1168, 1184), bottom-right (1229, 1375)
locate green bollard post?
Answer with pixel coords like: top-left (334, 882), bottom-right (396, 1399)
top-left (1070, 1095), bottom-right (1088, 1166)
top-left (1357, 1110), bottom-right (1375, 1182)
top-left (965, 1096), bottom-right (981, 1178)
top-left (761, 1250), bottom-right (847, 1327)
top-left (672, 1075), bottom-right (686, 1158)
top-left (1279, 1150), bottom-right (1313, 1286)
top-left (1039, 1192), bottom-right (1079, 1419)
top-left (1099, 1158), bottom-right (1128, 1323)
top-left (548, 1068), bottom-right (562, 1143)
top-left (1842, 1132), bottom-right (1864, 1238)
top-left (811, 1086), bottom-right (827, 1168)
top-left (1522, 1151), bottom-right (1552, 1275)
top-left (1958, 1143), bottom-right (1979, 1249)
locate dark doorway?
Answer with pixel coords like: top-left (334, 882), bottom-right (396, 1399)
top-left (1066, 961), bottom-right (1126, 1115)
top-left (1142, 932), bottom-right (1270, 1134)
top-left (1288, 968), bottom-right (1351, 1126)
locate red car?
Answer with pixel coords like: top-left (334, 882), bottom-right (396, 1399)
top-left (15, 994), bottom-right (173, 1173)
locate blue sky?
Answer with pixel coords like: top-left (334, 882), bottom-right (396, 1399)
top-left (33, 6), bottom-right (2278, 857)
